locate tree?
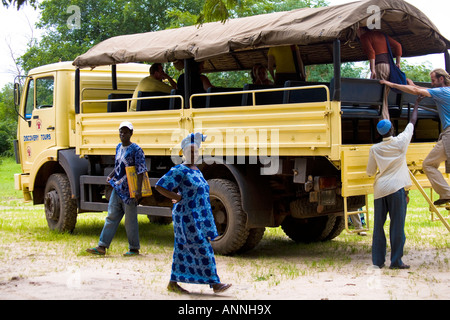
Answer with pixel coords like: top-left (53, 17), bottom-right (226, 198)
top-left (197, 0), bottom-right (328, 24)
top-left (2, 0), bottom-right (36, 10)
top-left (0, 83), bottom-right (18, 156)
top-left (402, 61), bottom-right (433, 82)
top-left (19, 0), bottom-right (205, 73)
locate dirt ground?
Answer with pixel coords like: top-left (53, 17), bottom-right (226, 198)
top-left (0, 241), bottom-right (448, 301)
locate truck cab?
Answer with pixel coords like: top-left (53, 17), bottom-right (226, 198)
top-left (14, 62), bottom-right (150, 228)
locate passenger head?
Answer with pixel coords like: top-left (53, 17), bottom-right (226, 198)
top-left (149, 63), bottom-right (166, 80)
top-left (173, 60), bottom-right (184, 71)
top-left (149, 63), bottom-right (162, 75)
top-left (430, 68), bottom-right (450, 87)
top-left (191, 61), bottom-right (205, 74)
top-left (251, 64), bottom-right (269, 84)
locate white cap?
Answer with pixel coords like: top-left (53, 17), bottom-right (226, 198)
top-left (119, 121), bottom-right (133, 131)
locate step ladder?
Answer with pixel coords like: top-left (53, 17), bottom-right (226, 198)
top-left (409, 170), bottom-right (450, 232)
top-left (343, 172), bottom-right (450, 234)
top-left (343, 195), bottom-right (369, 234)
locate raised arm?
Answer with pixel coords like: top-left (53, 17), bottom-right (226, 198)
top-left (380, 80), bottom-right (431, 97)
top-left (409, 96), bottom-right (421, 127)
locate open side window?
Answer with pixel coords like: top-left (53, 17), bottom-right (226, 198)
top-left (23, 76), bottom-right (55, 120)
top-left (24, 78), bottom-right (34, 120)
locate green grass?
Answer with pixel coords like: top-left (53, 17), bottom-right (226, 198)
top-left (0, 157), bottom-right (174, 257)
top-left (0, 156), bottom-right (449, 282)
top-left (0, 157), bottom-right (23, 202)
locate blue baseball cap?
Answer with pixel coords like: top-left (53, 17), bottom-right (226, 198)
top-left (377, 119), bottom-right (392, 136)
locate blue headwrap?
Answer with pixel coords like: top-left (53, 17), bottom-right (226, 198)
top-left (377, 119), bottom-right (392, 136)
top-left (181, 132), bottom-right (207, 150)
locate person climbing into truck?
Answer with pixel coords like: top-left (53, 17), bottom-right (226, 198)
top-left (86, 121), bottom-right (146, 256)
top-left (366, 96), bottom-right (419, 269)
top-left (381, 68), bottom-right (450, 205)
top-left (357, 26), bottom-right (403, 120)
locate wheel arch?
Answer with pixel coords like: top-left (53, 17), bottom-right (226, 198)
top-left (32, 148), bottom-right (88, 205)
top-left (32, 161), bottom-right (64, 205)
top-left (57, 148), bottom-right (89, 201)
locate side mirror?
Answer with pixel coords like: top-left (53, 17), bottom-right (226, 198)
top-left (14, 82), bottom-right (20, 106)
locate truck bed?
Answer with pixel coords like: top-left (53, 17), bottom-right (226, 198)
top-left (76, 82), bottom-right (443, 199)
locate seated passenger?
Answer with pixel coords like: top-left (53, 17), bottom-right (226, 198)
top-left (177, 61), bottom-right (213, 95)
top-left (130, 63), bottom-right (177, 111)
top-left (251, 64), bottom-right (273, 85)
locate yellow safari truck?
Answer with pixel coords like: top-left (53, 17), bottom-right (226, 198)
top-left (14, 0), bottom-right (450, 255)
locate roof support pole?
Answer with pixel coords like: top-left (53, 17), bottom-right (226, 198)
top-left (332, 39), bottom-right (341, 101)
top-left (445, 50), bottom-right (450, 74)
top-left (75, 68), bottom-right (80, 114)
top-left (112, 64), bottom-right (118, 90)
top-left (184, 58), bottom-right (195, 109)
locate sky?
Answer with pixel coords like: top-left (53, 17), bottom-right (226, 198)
top-left (0, 0), bottom-right (449, 88)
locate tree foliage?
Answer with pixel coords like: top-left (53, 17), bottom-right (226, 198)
top-left (197, 0), bottom-right (328, 24)
top-left (2, 0), bottom-right (36, 10)
top-left (0, 84), bottom-right (18, 156)
top-left (19, 0), bottom-right (205, 72)
top-left (402, 61), bottom-right (434, 82)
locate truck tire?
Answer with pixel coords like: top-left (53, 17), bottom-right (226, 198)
top-left (323, 216), bottom-right (345, 241)
top-left (208, 179), bottom-right (249, 255)
top-left (281, 215), bottom-right (336, 243)
top-left (44, 173), bottom-right (77, 232)
top-left (148, 216), bottom-right (172, 225)
top-left (237, 228), bottom-right (265, 254)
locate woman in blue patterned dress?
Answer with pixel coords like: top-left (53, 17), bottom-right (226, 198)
top-left (156, 133), bottom-right (232, 294)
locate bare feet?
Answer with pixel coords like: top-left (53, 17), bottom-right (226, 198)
top-left (167, 281), bottom-right (189, 294)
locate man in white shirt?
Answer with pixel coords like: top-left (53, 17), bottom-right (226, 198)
top-left (366, 99), bottom-right (419, 269)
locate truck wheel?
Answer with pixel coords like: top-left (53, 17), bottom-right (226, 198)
top-left (323, 216), bottom-right (345, 241)
top-left (208, 179), bottom-right (249, 255)
top-left (281, 215), bottom-right (336, 243)
top-left (237, 228), bottom-right (265, 254)
top-left (44, 173), bottom-right (77, 232)
top-left (148, 215), bottom-right (172, 225)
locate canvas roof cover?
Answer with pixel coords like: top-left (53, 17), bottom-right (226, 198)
top-left (73, 0), bottom-right (450, 72)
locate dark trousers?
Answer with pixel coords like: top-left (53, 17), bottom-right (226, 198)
top-left (372, 188), bottom-right (407, 267)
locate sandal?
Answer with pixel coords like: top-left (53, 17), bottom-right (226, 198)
top-left (123, 250), bottom-right (139, 257)
top-left (86, 246), bottom-right (106, 255)
top-left (212, 283), bottom-right (232, 294)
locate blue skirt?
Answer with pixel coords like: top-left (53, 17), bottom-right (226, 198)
top-left (171, 238), bottom-right (220, 285)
